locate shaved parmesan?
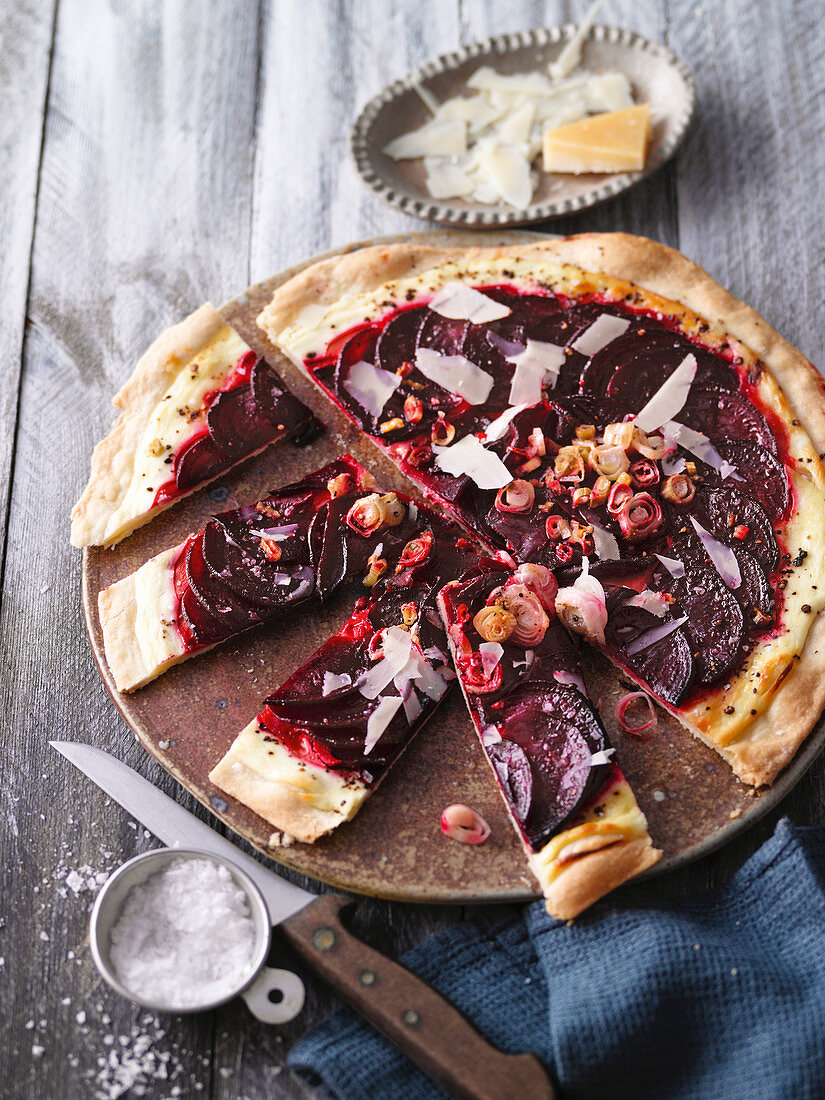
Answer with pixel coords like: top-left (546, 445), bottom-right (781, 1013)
top-left (428, 282), bottom-right (511, 323)
top-left (483, 403), bottom-right (529, 442)
top-left (634, 355), bottom-right (697, 433)
top-left (589, 519), bottom-right (620, 561)
top-left (322, 671), bottom-right (352, 696)
top-left (549, 0), bottom-right (602, 80)
top-left (251, 523), bottom-right (299, 541)
top-left (357, 628), bottom-right (413, 699)
top-left (415, 348), bottom-right (494, 405)
top-left (506, 339), bottom-right (565, 405)
top-left (413, 82), bottom-right (440, 115)
top-left (479, 642), bottom-right (504, 677)
top-left (626, 590), bottom-right (669, 617)
top-left (383, 118), bottom-right (466, 160)
top-left (433, 434), bottom-right (512, 490)
top-left (481, 725), bottom-right (502, 747)
top-left (478, 141), bottom-right (533, 209)
top-left (343, 359), bottom-right (400, 418)
top-left (573, 556), bottom-right (606, 603)
top-left (666, 420), bottom-right (733, 477)
top-left (498, 101), bottom-right (536, 144)
top-left (589, 747), bottom-right (615, 767)
top-left (553, 668), bottom-right (587, 694)
top-left (572, 313), bottom-right (630, 356)
top-left (401, 685), bottom-right (423, 724)
top-left (655, 553), bottom-right (686, 579)
top-left (691, 517), bottom-right (742, 589)
top-left (626, 616), bottom-right (688, 656)
top-left (513, 650), bottom-right (535, 672)
top-left (584, 72), bottom-right (634, 113)
top-left (364, 695), bottom-right (404, 755)
top-left (425, 162), bottom-right (475, 199)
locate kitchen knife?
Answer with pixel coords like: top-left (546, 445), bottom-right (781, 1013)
top-left (51, 741), bottom-right (555, 1100)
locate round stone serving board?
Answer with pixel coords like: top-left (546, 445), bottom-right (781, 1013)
top-left (82, 230), bottom-right (825, 904)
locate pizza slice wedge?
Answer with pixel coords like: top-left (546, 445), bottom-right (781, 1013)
top-left (209, 523), bottom-right (480, 842)
top-left (98, 455), bottom-right (434, 691)
top-left (71, 303), bottom-right (318, 548)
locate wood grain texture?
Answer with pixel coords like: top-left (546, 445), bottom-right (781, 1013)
top-left (2, 1), bottom-right (825, 1097)
top-left (0, 0), bottom-right (55, 596)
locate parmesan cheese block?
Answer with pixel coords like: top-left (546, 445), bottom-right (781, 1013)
top-left (542, 104), bottom-right (651, 174)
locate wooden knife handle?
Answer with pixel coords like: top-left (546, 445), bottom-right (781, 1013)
top-left (281, 894), bottom-right (556, 1100)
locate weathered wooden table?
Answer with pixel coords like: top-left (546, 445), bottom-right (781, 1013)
top-left (2, 1), bottom-right (824, 1096)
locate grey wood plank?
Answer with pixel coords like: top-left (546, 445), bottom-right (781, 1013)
top-left (0, 0), bottom-right (55, 593)
top-left (249, 0), bottom-right (464, 282)
top-left (668, 0), bottom-right (825, 890)
top-left (0, 1), bottom-right (266, 1097)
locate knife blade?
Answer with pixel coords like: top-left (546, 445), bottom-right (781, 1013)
top-left (50, 740), bottom-right (312, 925)
top-left (51, 741), bottom-right (555, 1100)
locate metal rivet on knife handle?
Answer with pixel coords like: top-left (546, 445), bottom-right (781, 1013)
top-left (312, 927), bottom-right (336, 951)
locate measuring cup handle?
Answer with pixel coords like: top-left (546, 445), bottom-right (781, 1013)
top-left (240, 966), bottom-right (306, 1024)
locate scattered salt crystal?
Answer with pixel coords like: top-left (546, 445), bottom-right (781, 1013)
top-left (65, 870), bottom-right (84, 894)
top-left (31, 1045), bottom-right (44, 1058)
top-left (76, 1011), bottom-right (86, 1025)
top-left (109, 857), bottom-right (257, 1008)
top-left (39, 931), bottom-right (49, 941)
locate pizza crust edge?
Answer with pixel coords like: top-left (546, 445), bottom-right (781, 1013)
top-left (71, 303), bottom-right (228, 548)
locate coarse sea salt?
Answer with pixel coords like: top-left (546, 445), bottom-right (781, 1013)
top-left (109, 857), bottom-right (256, 1009)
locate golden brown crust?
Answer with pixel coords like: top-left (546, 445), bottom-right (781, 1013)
top-left (71, 303), bottom-right (226, 548)
top-left (98, 544), bottom-right (187, 692)
top-left (208, 755), bottom-right (347, 844)
top-left (260, 232), bottom-right (825, 788)
top-left (540, 835), bottom-right (661, 920)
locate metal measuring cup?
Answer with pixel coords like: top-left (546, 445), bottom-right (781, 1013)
top-left (89, 848), bottom-right (305, 1023)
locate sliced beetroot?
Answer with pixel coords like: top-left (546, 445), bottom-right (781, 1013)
top-left (558, 393), bottom-right (624, 430)
top-left (488, 682), bottom-right (608, 850)
top-left (702, 440), bottom-right (789, 521)
top-left (173, 432), bottom-right (228, 492)
top-left (374, 307), bottom-right (425, 374)
top-left (678, 386), bottom-right (778, 454)
top-left (333, 326), bottom-right (380, 387)
top-left (508, 292), bottom-right (567, 337)
top-left (653, 530), bottom-right (745, 684)
top-left (315, 494), bottom-right (373, 600)
top-left (206, 384), bottom-right (281, 457)
top-left (416, 311), bottom-right (468, 356)
top-left (604, 599), bottom-right (694, 705)
top-left (201, 520), bottom-right (304, 610)
top-left (691, 485), bottom-right (779, 574)
top-left (179, 586), bottom-right (227, 646)
top-left (250, 359), bottom-right (313, 435)
top-left (508, 400), bottom-right (578, 451)
top-left (733, 550), bottom-right (775, 630)
top-left (185, 531), bottom-right (265, 634)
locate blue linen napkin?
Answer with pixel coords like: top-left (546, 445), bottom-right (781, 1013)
top-left (289, 818), bottom-right (825, 1100)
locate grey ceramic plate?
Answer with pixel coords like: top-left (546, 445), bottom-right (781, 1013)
top-left (83, 230), bottom-right (825, 904)
top-left (351, 24), bottom-right (695, 227)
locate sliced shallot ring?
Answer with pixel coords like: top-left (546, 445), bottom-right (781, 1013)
top-left (616, 692), bottom-right (658, 737)
top-left (440, 804), bottom-right (491, 845)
